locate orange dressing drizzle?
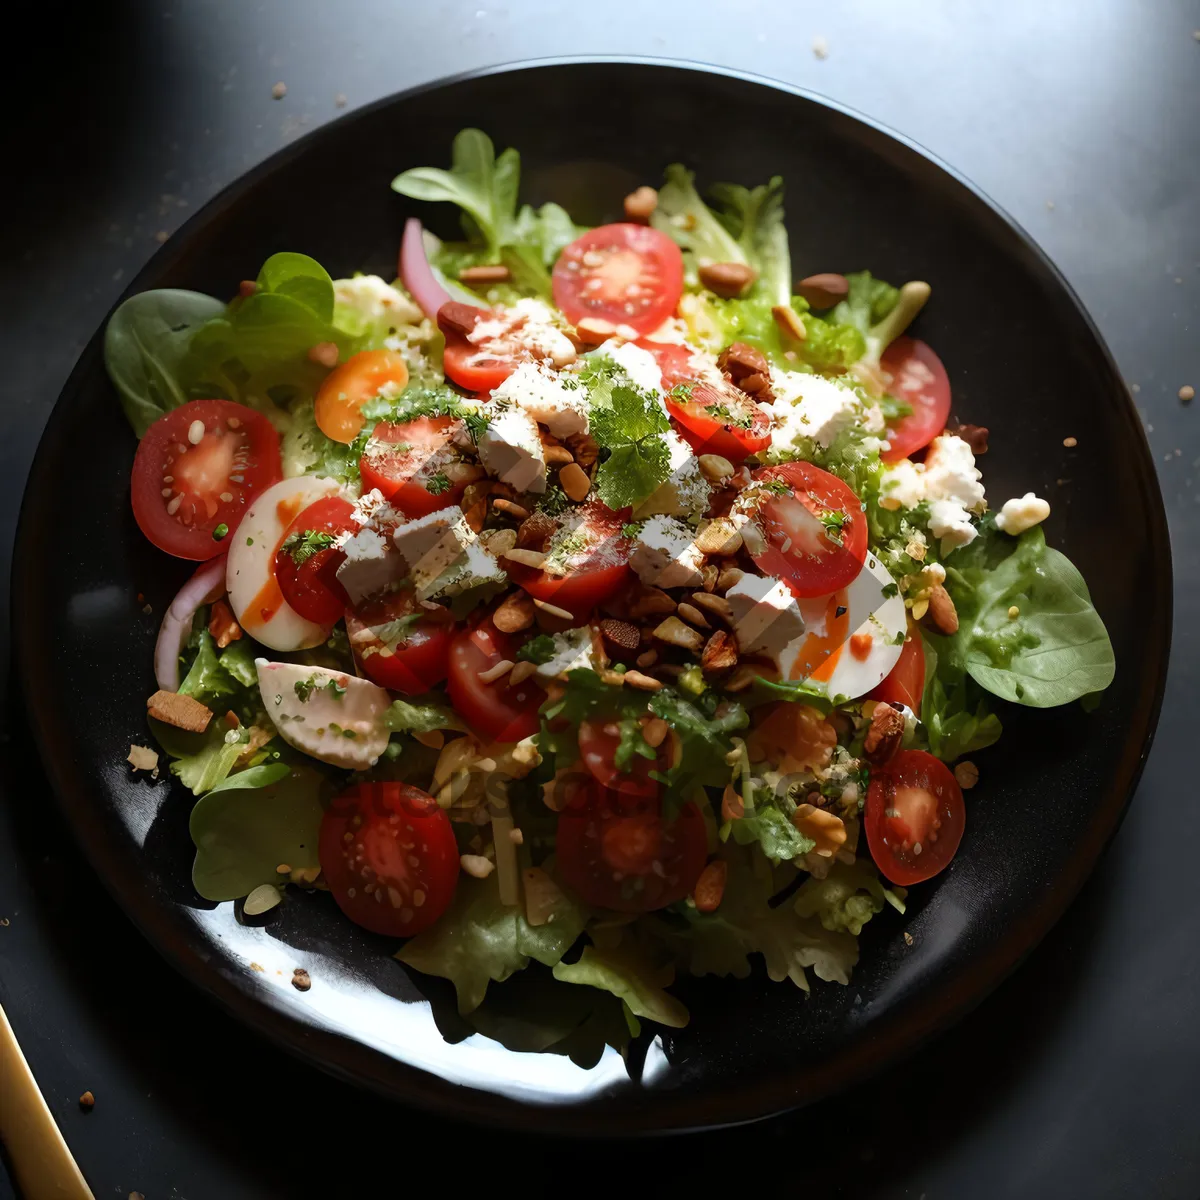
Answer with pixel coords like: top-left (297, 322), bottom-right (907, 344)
top-left (790, 591), bottom-right (851, 681)
top-left (849, 632), bottom-right (873, 661)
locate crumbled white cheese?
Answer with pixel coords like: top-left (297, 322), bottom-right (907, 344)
top-left (333, 274), bottom-right (423, 332)
top-left (534, 628), bottom-right (596, 682)
top-left (995, 492), bottom-right (1051, 535)
top-left (643, 316), bottom-right (692, 345)
top-left (335, 528), bottom-right (399, 605)
top-left (432, 540), bottom-right (507, 601)
top-left (630, 516), bottom-right (706, 589)
top-left (348, 487), bottom-right (394, 528)
top-left (879, 434), bottom-right (987, 553)
top-left (477, 406), bottom-right (547, 494)
top-left (604, 341), bottom-right (665, 395)
top-left (489, 361), bottom-right (588, 437)
top-left (469, 298), bottom-right (576, 367)
top-left (726, 573), bottom-right (806, 659)
top-left (768, 370), bottom-right (862, 451)
top-left (632, 430), bottom-right (711, 519)
top-left (390, 507), bottom-right (477, 599)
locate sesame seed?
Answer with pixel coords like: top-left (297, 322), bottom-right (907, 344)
top-left (219, 491), bottom-right (233, 502)
top-left (187, 419), bottom-right (205, 445)
top-left (227, 416), bottom-right (242, 429)
top-left (161, 487), bottom-right (172, 497)
top-left (913, 842), bottom-right (923, 855)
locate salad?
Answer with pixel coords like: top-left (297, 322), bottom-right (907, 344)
top-left (106, 129), bottom-right (1115, 1059)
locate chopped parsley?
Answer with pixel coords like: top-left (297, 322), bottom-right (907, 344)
top-left (820, 508), bottom-right (848, 548)
top-left (294, 675), bottom-right (347, 703)
top-left (425, 472), bottom-right (452, 495)
top-left (620, 520), bottom-right (646, 540)
top-left (881, 582), bottom-right (900, 598)
top-left (536, 485), bottom-right (573, 517)
top-left (584, 362), bottom-right (673, 509)
top-left (280, 529), bottom-right (338, 566)
top-left (760, 479), bottom-right (791, 497)
top-left (517, 634), bottom-right (557, 665)
top-left (709, 403), bottom-right (754, 430)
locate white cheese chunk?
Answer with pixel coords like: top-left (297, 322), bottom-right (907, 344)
top-left (630, 516), bottom-right (705, 589)
top-left (256, 660), bottom-right (390, 769)
top-left (534, 628), bottom-right (596, 682)
top-left (333, 274), bottom-right (423, 333)
top-left (478, 406), bottom-right (547, 494)
top-left (335, 528), bottom-right (400, 605)
top-left (632, 430), bottom-right (711, 519)
top-left (768, 370), bottom-right (862, 452)
top-left (726, 573), bottom-right (806, 658)
top-left (469, 298), bottom-right (576, 367)
top-left (489, 361), bottom-right (589, 437)
top-left (390, 506), bottom-right (475, 600)
top-left (604, 341), bottom-right (665, 395)
top-left (879, 434), bottom-right (987, 554)
top-left (995, 492), bottom-right (1051, 535)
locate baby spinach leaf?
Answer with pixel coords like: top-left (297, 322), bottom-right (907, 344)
top-left (255, 252), bottom-right (335, 321)
top-left (104, 289), bottom-right (226, 435)
top-left (189, 765), bottom-right (325, 901)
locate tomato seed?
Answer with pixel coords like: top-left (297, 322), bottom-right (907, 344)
top-left (166, 495), bottom-right (182, 515)
top-left (187, 419), bottom-right (205, 445)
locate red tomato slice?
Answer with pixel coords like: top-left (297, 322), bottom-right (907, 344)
top-left (577, 718), bottom-right (667, 800)
top-left (446, 621), bottom-right (546, 743)
top-left (346, 591), bottom-right (453, 695)
top-left (504, 502), bottom-right (632, 618)
top-left (131, 400), bottom-right (282, 561)
top-left (553, 224), bottom-right (683, 335)
top-left (314, 349), bottom-right (410, 444)
top-left (870, 621), bottom-right (926, 711)
top-left (359, 416), bottom-right (471, 517)
top-left (749, 463), bottom-right (868, 598)
top-left (273, 495), bottom-right (357, 624)
top-left (555, 782), bottom-right (707, 912)
top-left (865, 749), bottom-right (965, 886)
top-left (880, 337), bottom-right (952, 462)
top-left (319, 782), bottom-right (458, 937)
top-left (437, 302), bottom-right (521, 393)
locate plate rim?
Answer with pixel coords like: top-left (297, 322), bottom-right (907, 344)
top-left (12, 54), bottom-right (1173, 1134)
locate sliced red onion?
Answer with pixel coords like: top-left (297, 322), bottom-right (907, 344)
top-left (399, 217), bottom-right (451, 320)
top-left (154, 555), bottom-right (228, 692)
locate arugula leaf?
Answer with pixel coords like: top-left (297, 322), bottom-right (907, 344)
top-left (584, 361), bottom-right (672, 509)
top-left (104, 290), bottom-right (227, 436)
top-left (189, 764), bottom-right (325, 901)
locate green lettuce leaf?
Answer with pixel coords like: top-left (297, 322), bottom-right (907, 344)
top-left (793, 861), bottom-right (905, 937)
top-left (218, 639), bottom-right (258, 688)
top-left (830, 270), bottom-right (900, 334)
top-left (708, 175), bottom-right (791, 305)
top-left (651, 163), bottom-right (746, 271)
top-left (552, 942), bottom-right (689, 1031)
top-left (189, 764), bottom-right (325, 901)
top-left (397, 872), bottom-right (585, 1015)
top-left (921, 634), bottom-right (1004, 761)
top-left (724, 795), bottom-right (814, 863)
top-left (178, 629), bottom-right (242, 708)
top-left (170, 725), bottom-right (248, 796)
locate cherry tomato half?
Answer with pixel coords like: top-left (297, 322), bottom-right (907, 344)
top-left (503, 502), bottom-right (632, 617)
top-left (748, 462), bottom-right (868, 598)
top-left (870, 621), bottom-right (927, 712)
top-left (555, 782), bottom-right (708, 912)
top-left (346, 591), bottom-right (453, 695)
top-left (577, 718), bottom-right (668, 801)
top-left (880, 337), bottom-right (952, 462)
top-left (865, 749), bottom-right (965, 886)
top-left (438, 302), bottom-right (521, 393)
top-left (319, 782), bottom-right (459, 937)
top-left (553, 224), bottom-right (684, 336)
top-left (131, 399), bottom-right (282, 561)
top-left (314, 349), bottom-right (409, 444)
top-left (273, 495), bottom-right (357, 624)
top-left (359, 416), bottom-right (471, 518)
top-left (446, 621), bottom-right (546, 743)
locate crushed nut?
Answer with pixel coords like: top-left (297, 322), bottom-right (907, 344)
top-left (291, 968), bottom-right (312, 992)
top-left (721, 784), bottom-right (745, 821)
top-left (146, 689), bottom-right (212, 733)
top-left (477, 658), bottom-right (515, 684)
top-left (954, 760), bottom-right (980, 789)
top-left (575, 317), bottom-right (619, 345)
top-left (509, 661), bottom-right (538, 685)
top-left (623, 185), bottom-right (658, 222)
top-left (795, 272), bottom-right (849, 309)
top-left (692, 860), bottom-right (728, 912)
top-left (624, 669), bottom-right (663, 691)
top-left (629, 585), bottom-right (677, 618)
top-left (502, 548), bottom-right (547, 569)
top-left (924, 584), bottom-right (959, 635)
top-left (558, 461), bottom-right (591, 502)
top-left (565, 431), bottom-right (599, 468)
top-left (772, 303), bottom-right (807, 342)
top-left (793, 804), bottom-right (848, 857)
top-left (676, 601), bottom-right (711, 629)
top-left (694, 517), bottom-right (743, 556)
top-left (460, 854), bottom-right (495, 879)
top-left (716, 566), bottom-right (744, 592)
top-left (543, 442), bottom-right (575, 464)
top-left (690, 591), bottom-right (733, 622)
top-left (863, 701), bottom-right (905, 766)
top-left (701, 629), bottom-right (739, 672)
top-left (653, 615), bottom-right (705, 653)
top-left (635, 648), bottom-right (658, 668)
top-left (126, 744), bottom-right (159, 773)
top-left (481, 527), bottom-right (517, 556)
top-left (459, 263), bottom-right (511, 284)
top-left (952, 423), bottom-right (989, 455)
top-left (517, 509), bottom-right (558, 549)
top-left (79, 1091), bottom-right (95, 1111)
top-left (698, 453), bottom-right (735, 483)
top-left (493, 498), bottom-right (531, 520)
top-left (493, 589), bottom-right (536, 633)
top-left (642, 717), bottom-right (669, 747)
top-left (701, 563), bottom-right (720, 593)
top-left (699, 261), bottom-right (757, 298)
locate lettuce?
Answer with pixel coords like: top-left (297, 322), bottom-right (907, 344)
top-left (652, 164), bottom-right (747, 273)
top-left (794, 861), bottom-right (905, 937)
top-left (830, 270), bottom-right (900, 334)
top-left (552, 942), bottom-right (689, 1032)
top-left (397, 872), bottom-right (585, 1015)
top-left (921, 635), bottom-right (1004, 761)
top-left (382, 696), bottom-right (465, 735)
top-left (708, 175), bottom-right (791, 305)
top-left (723, 792), bottom-right (814, 863)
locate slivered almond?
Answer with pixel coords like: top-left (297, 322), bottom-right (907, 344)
top-left (701, 564), bottom-right (720, 593)
top-left (533, 597), bottom-right (574, 620)
top-left (558, 462), bottom-right (591, 502)
top-left (509, 661), bottom-right (538, 685)
top-left (653, 616), bottom-right (705, 652)
top-left (478, 658), bottom-right (515, 684)
top-left (459, 264), bottom-right (511, 284)
top-left (772, 303), bottom-right (807, 342)
top-left (690, 592), bottom-right (732, 621)
top-left (575, 317), bottom-right (618, 345)
top-left (493, 498), bottom-right (531, 520)
top-left (630, 586), bottom-right (677, 617)
top-left (624, 670), bottom-right (663, 692)
top-left (635, 648), bottom-right (658, 668)
top-left (676, 601), bottom-right (710, 629)
top-left (716, 567), bottom-right (744, 592)
top-left (503, 548), bottom-right (547, 568)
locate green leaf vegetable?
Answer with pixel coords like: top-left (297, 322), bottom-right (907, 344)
top-left (280, 528), bottom-right (338, 565)
top-left (831, 270), bottom-right (929, 374)
top-left (583, 360), bottom-right (672, 509)
top-left (552, 942), bottom-right (689, 1032)
top-left (382, 696), bottom-right (466, 734)
top-left (794, 861), bottom-right (906, 937)
top-left (651, 164), bottom-right (747, 273)
top-left (920, 636), bottom-right (1004, 761)
top-left (708, 174), bottom-right (791, 306)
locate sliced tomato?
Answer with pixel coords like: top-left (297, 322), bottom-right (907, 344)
top-left (319, 782), bottom-right (458, 937)
top-left (131, 400), bottom-right (281, 561)
top-left (555, 782), bottom-right (707, 912)
top-left (359, 416), bottom-right (471, 517)
top-left (553, 224), bottom-right (683, 335)
top-left (880, 337), bottom-right (951, 462)
top-left (273, 495), bottom-right (357, 624)
top-left (865, 749), bottom-right (965, 886)
top-left (748, 463), bottom-right (868, 598)
top-left (314, 349), bottom-right (409, 444)
top-left (346, 591), bottom-right (453, 695)
top-left (437, 303), bottom-right (521, 393)
top-left (504, 502), bottom-right (631, 618)
top-left (577, 719), bottom-right (667, 800)
top-left (446, 621), bottom-right (546, 743)
top-left (870, 621), bottom-right (926, 712)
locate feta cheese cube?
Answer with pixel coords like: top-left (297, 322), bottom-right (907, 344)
top-left (490, 361), bottom-right (589, 437)
top-left (534, 628), bottom-right (596, 682)
top-left (390, 506), bottom-right (477, 600)
top-left (995, 492), bottom-right (1051, 535)
top-left (726, 573), bottom-right (806, 658)
top-left (630, 516), bottom-right (705, 589)
top-left (879, 434), bottom-right (986, 554)
top-left (478, 406), bottom-right (547, 494)
top-left (768, 371), bottom-right (862, 452)
top-left (432, 540), bottom-right (507, 601)
top-left (633, 430), bottom-right (711, 519)
top-left (335, 528), bottom-right (400, 605)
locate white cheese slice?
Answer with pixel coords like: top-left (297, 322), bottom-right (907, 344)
top-left (336, 527), bottom-right (401, 606)
top-left (390, 506), bottom-right (476, 600)
top-left (256, 660), bottom-right (390, 769)
top-left (489, 361), bottom-right (589, 437)
top-left (604, 341), bottom-right (665, 395)
top-left (534, 628), bottom-right (596, 682)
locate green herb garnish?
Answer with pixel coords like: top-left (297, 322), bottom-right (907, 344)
top-left (425, 473), bottom-right (452, 495)
top-left (280, 529), bottom-right (338, 566)
top-left (820, 509), bottom-right (848, 548)
top-left (517, 634), bottom-right (557, 665)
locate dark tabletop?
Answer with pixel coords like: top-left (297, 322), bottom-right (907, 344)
top-left (3, 3), bottom-right (1198, 1197)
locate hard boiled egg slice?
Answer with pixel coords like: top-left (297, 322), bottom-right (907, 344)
top-left (778, 554), bottom-right (906, 701)
top-left (226, 476), bottom-right (342, 651)
top-left (255, 660), bottom-right (391, 769)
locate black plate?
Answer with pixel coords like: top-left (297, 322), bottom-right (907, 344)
top-left (14, 60), bottom-right (1170, 1133)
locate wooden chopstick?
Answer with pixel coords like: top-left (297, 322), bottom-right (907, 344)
top-left (0, 1002), bottom-right (94, 1200)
